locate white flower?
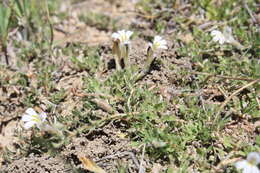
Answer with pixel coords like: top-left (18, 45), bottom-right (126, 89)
top-left (235, 152), bottom-right (260, 173)
top-left (210, 26), bottom-right (235, 44)
top-left (211, 30), bottom-right (226, 44)
top-left (210, 26), bottom-right (244, 49)
top-left (21, 108), bottom-right (47, 130)
top-left (112, 30), bottom-right (133, 68)
top-left (148, 36), bottom-right (167, 51)
top-left (112, 30), bottom-right (133, 45)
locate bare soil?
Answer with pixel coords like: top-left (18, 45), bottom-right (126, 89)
top-left (0, 0), bottom-right (257, 172)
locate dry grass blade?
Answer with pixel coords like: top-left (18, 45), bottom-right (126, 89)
top-left (78, 155), bottom-right (107, 173)
top-left (92, 98), bottom-right (114, 113)
top-left (243, 0), bottom-right (257, 24)
top-left (192, 71), bottom-right (257, 82)
top-left (212, 158), bottom-right (241, 172)
top-left (138, 144), bottom-right (146, 173)
top-left (215, 79), bottom-right (260, 122)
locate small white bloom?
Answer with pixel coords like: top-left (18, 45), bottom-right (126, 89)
top-left (235, 152), bottom-right (260, 173)
top-left (112, 30), bottom-right (133, 45)
top-left (21, 108), bottom-right (47, 130)
top-left (211, 26), bottom-right (244, 49)
top-left (148, 36), bottom-right (167, 51)
top-left (211, 30), bottom-right (226, 44)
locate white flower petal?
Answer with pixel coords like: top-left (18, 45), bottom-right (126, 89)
top-left (112, 33), bottom-right (120, 39)
top-left (243, 166), bottom-right (260, 173)
top-left (126, 31), bottom-right (133, 38)
top-left (24, 121), bottom-right (36, 129)
top-left (154, 36), bottom-right (162, 42)
top-left (112, 30), bottom-right (133, 46)
top-left (39, 112), bottom-right (47, 122)
top-left (25, 108), bottom-right (37, 116)
top-left (211, 30), bottom-right (222, 36)
top-left (21, 108), bottom-right (49, 131)
top-left (247, 152), bottom-right (260, 165)
top-left (249, 166), bottom-right (260, 173)
top-left (212, 37), bottom-right (219, 42)
top-left (160, 39), bottom-right (167, 45)
top-left (118, 30), bottom-right (126, 35)
top-left (219, 38), bottom-right (225, 44)
top-left (235, 160), bottom-right (248, 170)
top-left (211, 30), bottom-right (226, 44)
top-left (21, 114), bottom-right (33, 122)
top-left (150, 36), bottom-right (167, 51)
top-left (159, 45), bottom-right (167, 49)
top-left (235, 159), bottom-right (260, 173)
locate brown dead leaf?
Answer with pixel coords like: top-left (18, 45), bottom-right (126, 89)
top-left (92, 98), bottom-right (114, 113)
top-left (78, 155), bottom-right (107, 173)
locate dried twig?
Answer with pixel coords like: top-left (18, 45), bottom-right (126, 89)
top-left (213, 158), bottom-right (240, 172)
top-left (138, 144), bottom-right (146, 173)
top-left (95, 151), bottom-right (140, 169)
top-left (243, 0), bottom-right (257, 24)
top-left (192, 71), bottom-right (257, 82)
top-left (217, 86), bottom-right (228, 98)
top-left (256, 96), bottom-right (260, 110)
top-left (215, 79), bottom-right (260, 122)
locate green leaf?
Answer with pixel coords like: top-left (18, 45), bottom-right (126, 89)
top-left (0, 4), bottom-right (11, 45)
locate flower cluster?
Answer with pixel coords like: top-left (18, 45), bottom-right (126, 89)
top-left (111, 30), bottom-right (167, 71)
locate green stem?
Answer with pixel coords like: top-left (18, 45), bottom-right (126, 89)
top-left (145, 46), bottom-right (154, 71)
top-left (123, 44), bottom-right (129, 68)
top-left (112, 40), bottom-right (122, 70)
top-left (134, 47), bottom-right (155, 83)
top-left (44, 0), bottom-right (53, 47)
top-left (115, 56), bottom-right (122, 70)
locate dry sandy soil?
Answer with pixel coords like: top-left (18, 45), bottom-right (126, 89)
top-left (0, 0), bottom-right (259, 172)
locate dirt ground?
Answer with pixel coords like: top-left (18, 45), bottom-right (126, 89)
top-left (0, 0), bottom-right (259, 172)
